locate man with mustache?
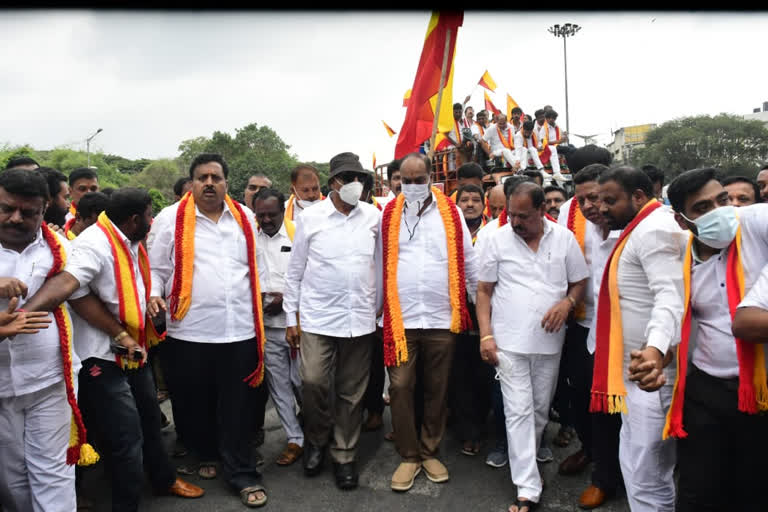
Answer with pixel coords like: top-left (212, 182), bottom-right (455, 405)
top-left (21, 187), bottom-right (205, 511)
top-left (477, 181), bottom-right (588, 512)
top-left (252, 188), bottom-right (304, 467)
top-left (147, 153), bottom-right (268, 507)
top-left (543, 185), bottom-right (567, 221)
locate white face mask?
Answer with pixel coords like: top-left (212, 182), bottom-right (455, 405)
top-left (293, 187), bottom-right (320, 209)
top-left (681, 205), bottom-right (739, 250)
top-left (338, 181), bottom-right (364, 206)
top-left (402, 183), bottom-right (430, 209)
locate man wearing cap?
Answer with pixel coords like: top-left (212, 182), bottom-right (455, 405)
top-left (283, 152), bottom-right (381, 490)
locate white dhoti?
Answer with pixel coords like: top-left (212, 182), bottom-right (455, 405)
top-left (496, 350), bottom-right (560, 502)
top-left (619, 381), bottom-right (676, 512)
top-left (264, 327), bottom-right (304, 446)
top-left (0, 380), bottom-right (75, 512)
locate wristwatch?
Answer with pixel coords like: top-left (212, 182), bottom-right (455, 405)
top-left (566, 295), bottom-right (577, 309)
top-left (113, 330), bottom-right (129, 343)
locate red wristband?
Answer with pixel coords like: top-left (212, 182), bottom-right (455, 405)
top-left (15, 308), bottom-right (26, 313)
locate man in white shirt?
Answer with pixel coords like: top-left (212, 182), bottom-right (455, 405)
top-left (283, 152), bottom-right (380, 490)
top-left (378, 153), bottom-right (478, 492)
top-left (65, 168), bottom-right (100, 224)
top-left (554, 146), bottom-right (624, 510)
top-left (734, 262), bottom-right (768, 333)
top-left (243, 174), bottom-right (272, 211)
top-left (463, 105), bottom-right (474, 129)
top-left (22, 188), bottom-right (205, 511)
top-left (477, 182), bottom-right (589, 512)
top-left (285, 165), bottom-right (323, 224)
top-left (0, 170), bottom-right (77, 512)
top-left (596, 166), bottom-right (686, 512)
top-left (252, 188), bottom-right (304, 467)
top-left (148, 154), bottom-right (267, 507)
top-left (638, 169), bottom-right (768, 511)
top-left (538, 110), bottom-right (567, 184)
top-left (482, 113), bottom-right (520, 169)
top-left (514, 121), bottom-right (546, 174)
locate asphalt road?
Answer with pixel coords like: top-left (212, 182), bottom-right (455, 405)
top-left (81, 398), bottom-right (631, 512)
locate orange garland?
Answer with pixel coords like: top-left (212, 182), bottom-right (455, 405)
top-left (40, 224), bottom-right (100, 466)
top-left (169, 192), bottom-right (267, 386)
top-left (496, 124), bottom-right (514, 149)
top-left (381, 187), bottom-right (471, 366)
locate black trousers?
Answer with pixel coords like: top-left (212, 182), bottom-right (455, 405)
top-left (164, 336), bottom-right (262, 491)
top-left (155, 340), bottom-right (188, 446)
top-left (363, 330), bottom-right (385, 416)
top-left (450, 331), bottom-right (493, 442)
top-left (552, 322), bottom-right (585, 429)
top-left (78, 358), bottom-right (176, 512)
top-left (567, 322), bottom-right (622, 492)
top-left (676, 365), bottom-right (768, 511)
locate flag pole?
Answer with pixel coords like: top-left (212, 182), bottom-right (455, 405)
top-left (427, 27), bottom-right (452, 160)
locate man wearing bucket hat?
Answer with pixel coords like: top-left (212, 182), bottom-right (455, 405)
top-left (283, 152), bottom-right (381, 490)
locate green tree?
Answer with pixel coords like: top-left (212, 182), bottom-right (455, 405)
top-left (631, 114), bottom-right (768, 180)
top-left (103, 154), bottom-right (152, 174)
top-left (176, 123), bottom-right (301, 201)
top-left (0, 144), bottom-right (40, 168)
top-left (148, 188), bottom-right (169, 215)
top-left (128, 159), bottom-right (184, 202)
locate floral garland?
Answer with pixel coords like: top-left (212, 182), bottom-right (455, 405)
top-left (169, 192), bottom-right (266, 386)
top-left (96, 212), bottom-right (165, 370)
top-left (64, 217), bottom-right (77, 240)
top-left (497, 124), bottom-right (514, 149)
top-left (68, 202), bottom-right (77, 217)
top-left (381, 187), bottom-right (471, 367)
top-left (40, 224), bottom-right (100, 466)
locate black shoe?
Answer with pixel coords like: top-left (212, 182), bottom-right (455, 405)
top-left (334, 462), bottom-right (358, 490)
top-left (303, 443), bottom-right (325, 477)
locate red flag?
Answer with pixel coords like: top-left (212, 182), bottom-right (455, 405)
top-left (395, 11), bottom-right (464, 159)
top-left (484, 91), bottom-right (501, 116)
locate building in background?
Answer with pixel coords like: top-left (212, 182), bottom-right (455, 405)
top-left (743, 101), bottom-right (768, 127)
top-left (606, 123), bottom-right (656, 164)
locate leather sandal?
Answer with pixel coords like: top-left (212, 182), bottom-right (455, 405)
top-left (240, 485), bottom-right (267, 508)
top-left (276, 443), bottom-right (303, 466)
top-left (197, 462), bottom-right (218, 480)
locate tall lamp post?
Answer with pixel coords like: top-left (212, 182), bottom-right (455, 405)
top-left (86, 128), bottom-right (103, 168)
top-left (548, 23), bottom-right (581, 136)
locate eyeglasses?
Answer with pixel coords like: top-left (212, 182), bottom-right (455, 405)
top-left (335, 172), bottom-right (362, 184)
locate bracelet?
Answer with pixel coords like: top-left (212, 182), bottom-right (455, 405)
top-left (16, 308), bottom-right (26, 313)
top-left (480, 335), bottom-right (495, 342)
top-left (566, 296), bottom-right (576, 309)
top-left (113, 330), bottom-right (129, 342)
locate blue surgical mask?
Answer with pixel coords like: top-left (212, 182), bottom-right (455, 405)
top-left (681, 205), bottom-right (738, 249)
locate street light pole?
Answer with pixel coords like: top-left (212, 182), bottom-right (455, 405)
top-left (548, 23), bottom-right (581, 137)
top-left (86, 128), bottom-right (103, 168)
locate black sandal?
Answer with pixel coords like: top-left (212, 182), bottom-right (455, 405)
top-left (509, 498), bottom-right (538, 512)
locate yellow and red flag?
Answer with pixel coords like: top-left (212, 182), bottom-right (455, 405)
top-left (478, 70), bottom-right (497, 92)
top-left (484, 91), bottom-right (501, 116)
top-left (402, 89), bottom-right (412, 107)
top-left (506, 93), bottom-right (520, 122)
top-left (395, 11), bottom-right (463, 159)
top-left (382, 121), bottom-right (397, 138)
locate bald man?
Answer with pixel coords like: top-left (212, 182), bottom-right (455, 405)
top-left (487, 184), bottom-right (506, 220)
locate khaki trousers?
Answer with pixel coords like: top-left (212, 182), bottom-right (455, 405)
top-left (388, 329), bottom-right (456, 462)
top-left (300, 331), bottom-right (373, 464)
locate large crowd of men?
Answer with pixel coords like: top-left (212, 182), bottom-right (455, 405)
top-left (1, 123), bottom-right (768, 512)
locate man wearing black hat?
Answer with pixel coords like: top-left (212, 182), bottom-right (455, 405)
top-left (283, 152), bottom-right (381, 490)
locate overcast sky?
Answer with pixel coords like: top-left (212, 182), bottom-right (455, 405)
top-left (2, 10), bottom-right (767, 167)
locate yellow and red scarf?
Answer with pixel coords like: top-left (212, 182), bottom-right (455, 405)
top-left (590, 199), bottom-right (661, 414)
top-left (663, 229), bottom-right (768, 439)
top-left (68, 202), bottom-right (77, 217)
top-left (169, 192), bottom-right (266, 386)
top-left (566, 200), bottom-right (588, 321)
top-left (96, 212), bottom-right (165, 370)
top-left (381, 188), bottom-right (471, 366)
top-left (64, 217), bottom-right (77, 241)
top-left (470, 215), bottom-right (488, 245)
top-left (372, 196), bottom-right (382, 211)
top-left (40, 224), bottom-right (100, 466)
top-left (497, 125), bottom-right (514, 150)
top-left (539, 123), bottom-right (560, 164)
top-left (474, 121), bottom-right (485, 137)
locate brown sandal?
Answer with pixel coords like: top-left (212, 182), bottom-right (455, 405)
top-left (197, 463), bottom-right (218, 480)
